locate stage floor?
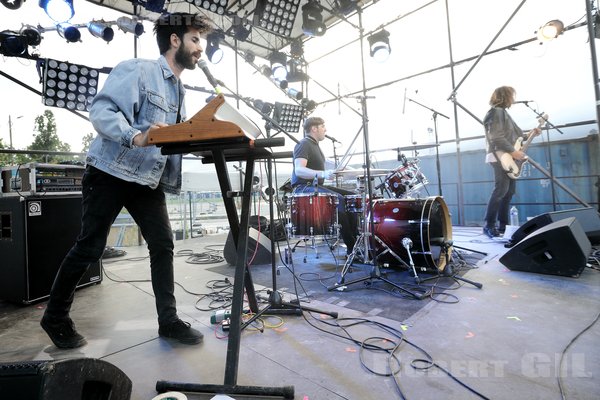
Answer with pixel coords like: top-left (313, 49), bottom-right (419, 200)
top-left (1, 226), bottom-right (599, 400)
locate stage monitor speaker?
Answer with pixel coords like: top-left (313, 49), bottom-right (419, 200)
top-left (224, 227), bottom-right (272, 266)
top-left (508, 207), bottom-right (600, 246)
top-left (0, 195), bottom-right (102, 304)
top-left (0, 358), bottom-right (132, 400)
top-left (500, 217), bottom-right (592, 278)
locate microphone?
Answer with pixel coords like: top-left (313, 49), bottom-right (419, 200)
top-left (197, 59), bottom-right (222, 94)
top-left (513, 100), bottom-right (534, 104)
top-left (324, 134), bottom-right (340, 143)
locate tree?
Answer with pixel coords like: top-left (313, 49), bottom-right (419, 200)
top-left (28, 110), bottom-right (71, 163)
top-left (81, 131), bottom-right (95, 153)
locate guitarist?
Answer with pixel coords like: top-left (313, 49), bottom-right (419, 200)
top-left (482, 86), bottom-right (542, 238)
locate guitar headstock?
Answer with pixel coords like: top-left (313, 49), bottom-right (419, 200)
top-left (537, 113), bottom-right (549, 127)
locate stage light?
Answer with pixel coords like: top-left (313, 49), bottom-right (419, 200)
top-left (87, 21), bottom-right (114, 43)
top-left (287, 87), bottom-right (303, 100)
top-left (1, 0), bottom-right (24, 10)
top-left (57, 22), bottom-right (80, 42)
top-left (142, 0), bottom-right (165, 13)
top-left (206, 31), bottom-right (224, 63)
top-left (334, 0), bottom-right (358, 15)
top-left (269, 51), bottom-right (287, 80)
top-left (42, 58), bottom-right (100, 111)
top-left (368, 29), bottom-right (391, 62)
top-left (21, 27), bottom-right (42, 47)
top-left (536, 19), bottom-right (564, 42)
top-left (0, 31), bottom-right (27, 56)
top-left (253, 0), bottom-right (301, 37)
top-left (243, 50), bottom-right (255, 63)
top-left (287, 60), bottom-right (307, 82)
top-left (192, 0), bottom-right (228, 15)
top-left (302, 0), bottom-right (326, 37)
top-left (273, 102), bottom-right (303, 132)
top-left (39, 0), bottom-right (74, 23)
top-left (253, 99), bottom-right (274, 116)
top-left (301, 98), bottom-right (317, 113)
top-left (231, 16), bottom-right (251, 41)
top-left (116, 16), bottom-right (144, 36)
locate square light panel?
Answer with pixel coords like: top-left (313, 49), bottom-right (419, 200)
top-left (253, 0), bottom-right (301, 37)
top-left (42, 58), bottom-right (99, 112)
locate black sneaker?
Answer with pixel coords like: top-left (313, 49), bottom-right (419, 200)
top-left (158, 319), bottom-right (203, 345)
top-left (41, 316), bottom-right (87, 349)
top-left (483, 226), bottom-right (501, 239)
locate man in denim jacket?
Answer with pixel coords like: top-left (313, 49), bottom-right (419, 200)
top-left (41, 13), bottom-right (212, 348)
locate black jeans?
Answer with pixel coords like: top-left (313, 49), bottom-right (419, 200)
top-left (292, 184), bottom-right (357, 253)
top-left (45, 166), bottom-right (178, 325)
top-left (484, 162), bottom-right (516, 229)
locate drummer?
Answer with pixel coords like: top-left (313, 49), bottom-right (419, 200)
top-left (291, 117), bottom-right (357, 255)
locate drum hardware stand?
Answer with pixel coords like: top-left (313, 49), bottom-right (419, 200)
top-left (406, 97), bottom-right (449, 197)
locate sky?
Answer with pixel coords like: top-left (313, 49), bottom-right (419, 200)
top-left (0, 0), bottom-right (597, 170)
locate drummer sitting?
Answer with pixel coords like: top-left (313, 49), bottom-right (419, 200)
top-left (291, 117), bottom-right (357, 255)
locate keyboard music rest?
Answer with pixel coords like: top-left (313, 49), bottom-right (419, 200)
top-left (148, 94), bottom-right (261, 145)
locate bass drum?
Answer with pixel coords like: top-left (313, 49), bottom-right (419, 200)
top-left (370, 196), bottom-right (452, 273)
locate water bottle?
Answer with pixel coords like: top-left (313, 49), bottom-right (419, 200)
top-left (510, 206), bottom-right (519, 226)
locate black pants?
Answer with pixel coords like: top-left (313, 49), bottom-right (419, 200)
top-left (484, 162), bottom-right (516, 229)
top-left (292, 184), bottom-right (358, 253)
top-left (45, 166), bottom-right (178, 326)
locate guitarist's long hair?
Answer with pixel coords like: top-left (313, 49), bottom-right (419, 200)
top-left (489, 86), bottom-right (515, 109)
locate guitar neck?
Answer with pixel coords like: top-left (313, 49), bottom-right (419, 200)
top-left (520, 115), bottom-right (547, 153)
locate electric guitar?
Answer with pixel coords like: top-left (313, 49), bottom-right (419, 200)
top-left (496, 113), bottom-right (547, 179)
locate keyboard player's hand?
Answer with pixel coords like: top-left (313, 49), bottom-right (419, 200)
top-left (135, 123), bottom-right (168, 147)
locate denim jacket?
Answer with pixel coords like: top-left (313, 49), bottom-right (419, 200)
top-left (86, 56), bottom-right (184, 194)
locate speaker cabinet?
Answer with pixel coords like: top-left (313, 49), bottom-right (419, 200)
top-left (224, 227), bottom-right (272, 266)
top-left (500, 217), bottom-right (592, 277)
top-left (0, 358), bottom-right (132, 400)
top-left (0, 195), bottom-right (102, 304)
top-left (508, 207), bottom-right (600, 246)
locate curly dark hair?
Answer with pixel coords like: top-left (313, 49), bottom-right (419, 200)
top-left (489, 86), bottom-right (516, 108)
top-left (153, 13), bottom-right (213, 55)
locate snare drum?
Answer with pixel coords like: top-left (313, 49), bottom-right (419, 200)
top-left (287, 193), bottom-right (338, 238)
top-left (384, 161), bottom-right (428, 198)
top-left (369, 196), bottom-right (452, 273)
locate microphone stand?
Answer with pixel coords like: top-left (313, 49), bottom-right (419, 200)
top-left (407, 97), bottom-right (449, 196)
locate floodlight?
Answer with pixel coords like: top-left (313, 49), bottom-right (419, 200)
top-left (253, 0), bottom-right (301, 37)
top-left (39, 0), bottom-right (74, 23)
top-left (192, 0), bottom-right (228, 15)
top-left (116, 16), bottom-right (144, 36)
top-left (368, 29), bottom-right (391, 62)
top-left (42, 58), bottom-right (99, 112)
top-left (143, 0), bottom-right (165, 13)
top-left (1, 0), bottom-right (24, 10)
top-left (57, 23), bottom-right (81, 42)
top-left (206, 31), bottom-right (224, 63)
top-left (302, 0), bottom-right (326, 37)
top-left (536, 20), bottom-right (564, 42)
top-left (301, 98), bottom-right (317, 113)
top-left (269, 51), bottom-right (288, 80)
top-left (273, 102), bottom-right (303, 132)
top-left (0, 31), bottom-right (27, 56)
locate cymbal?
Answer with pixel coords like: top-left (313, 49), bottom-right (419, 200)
top-left (398, 143), bottom-right (439, 151)
top-left (334, 168), bottom-right (391, 178)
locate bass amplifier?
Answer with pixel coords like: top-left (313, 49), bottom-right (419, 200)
top-left (0, 194), bottom-right (102, 304)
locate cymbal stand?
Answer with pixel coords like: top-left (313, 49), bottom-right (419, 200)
top-left (407, 98), bottom-right (450, 196)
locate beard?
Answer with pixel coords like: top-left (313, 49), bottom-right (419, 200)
top-left (175, 43), bottom-right (197, 70)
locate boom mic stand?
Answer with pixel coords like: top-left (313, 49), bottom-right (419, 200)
top-left (324, 11), bottom-right (423, 300)
top-left (407, 97), bottom-right (449, 196)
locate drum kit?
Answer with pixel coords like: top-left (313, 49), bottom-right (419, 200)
top-left (284, 155), bottom-right (454, 282)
